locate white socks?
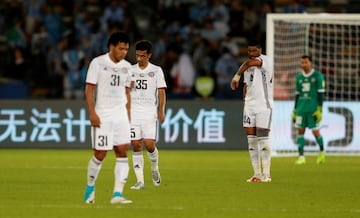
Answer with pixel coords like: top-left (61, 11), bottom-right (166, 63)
top-left (132, 151), bottom-right (144, 183)
top-left (114, 157), bottom-right (129, 193)
top-left (87, 156), bottom-right (130, 194)
top-left (248, 135), bottom-right (272, 178)
top-left (248, 135), bottom-right (261, 177)
top-left (258, 136), bottom-right (271, 178)
top-left (147, 147), bottom-right (159, 171)
top-left (87, 156), bottom-right (102, 186)
top-left (131, 147), bottom-right (159, 184)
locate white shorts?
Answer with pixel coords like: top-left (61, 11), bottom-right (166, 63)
top-left (91, 119), bottom-right (131, 151)
top-left (243, 106), bottom-right (272, 130)
top-left (131, 119), bottom-right (157, 140)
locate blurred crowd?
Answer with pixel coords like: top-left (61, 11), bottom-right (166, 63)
top-left (1, 0), bottom-right (141, 99)
top-left (0, 0), bottom-right (345, 99)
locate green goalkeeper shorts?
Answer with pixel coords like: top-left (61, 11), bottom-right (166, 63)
top-left (294, 112), bottom-right (320, 129)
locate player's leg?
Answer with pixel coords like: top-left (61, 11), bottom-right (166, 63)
top-left (245, 129), bottom-right (262, 182)
top-left (130, 125), bottom-right (145, 189)
top-left (295, 128), bottom-right (306, 164)
top-left (143, 121), bottom-right (161, 186)
top-left (84, 124), bottom-right (111, 204)
top-left (84, 151), bottom-right (105, 204)
top-left (294, 113), bottom-right (307, 165)
top-left (111, 144), bottom-right (132, 204)
top-left (111, 120), bottom-right (132, 204)
top-left (244, 108), bottom-right (262, 182)
top-left (310, 121), bottom-right (325, 164)
top-left (131, 140), bottom-right (145, 189)
top-left (144, 139), bottom-right (161, 186)
top-left (295, 130), bottom-right (306, 165)
top-left (313, 131), bottom-right (324, 152)
top-left (257, 128), bottom-right (271, 182)
top-left (246, 133), bottom-right (262, 182)
top-left (255, 109), bottom-right (272, 182)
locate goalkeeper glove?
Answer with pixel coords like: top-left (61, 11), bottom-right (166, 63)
top-left (313, 106), bottom-right (322, 123)
top-left (292, 109), bottom-right (296, 123)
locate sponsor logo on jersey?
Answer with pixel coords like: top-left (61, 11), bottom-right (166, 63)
top-left (121, 68), bottom-right (128, 74)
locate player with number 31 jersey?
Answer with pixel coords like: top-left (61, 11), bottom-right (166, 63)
top-left (83, 32), bottom-right (133, 205)
top-left (86, 56), bottom-right (132, 118)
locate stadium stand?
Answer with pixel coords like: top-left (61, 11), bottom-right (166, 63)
top-left (0, 0), bottom-right (358, 99)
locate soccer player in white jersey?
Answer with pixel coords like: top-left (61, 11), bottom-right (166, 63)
top-left (83, 32), bottom-right (133, 204)
top-left (230, 39), bottom-right (273, 183)
top-left (129, 40), bottom-right (167, 190)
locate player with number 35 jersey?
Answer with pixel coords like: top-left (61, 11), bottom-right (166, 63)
top-left (129, 40), bottom-right (167, 190)
top-left (130, 63), bottom-right (167, 120)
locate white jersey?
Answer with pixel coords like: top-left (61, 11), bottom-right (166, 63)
top-left (130, 62), bottom-right (167, 120)
top-left (243, 54), bottom-right (273, 111)
top-left (86, 53), bottom-right (132, 119)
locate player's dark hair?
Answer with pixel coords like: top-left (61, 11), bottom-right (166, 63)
top-left (107, 31), bottom-right (130, 48)
top-left (301, 55), bottom-right (312, 62)
top-left (248, 39), bottom-right (261, 48)
top-left (135, 40), bottom-right (153, 54)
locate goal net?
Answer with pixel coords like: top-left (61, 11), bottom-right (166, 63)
top-left (267, 13), bottom-right (360, 154)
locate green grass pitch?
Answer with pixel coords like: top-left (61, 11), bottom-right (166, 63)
top-left (0, 149), bottom-right (359, 218)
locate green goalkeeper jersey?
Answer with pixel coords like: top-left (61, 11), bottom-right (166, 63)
top-left (295, 69), bottom-right (325, 113)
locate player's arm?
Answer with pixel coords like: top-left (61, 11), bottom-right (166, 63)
top-left (292, 74), bottom-right (300, 123)
top-left (292, 94), bottom-right (299, 123)
top-left (317, 92), bottom-right (324, 107)
top-left (312, 92), bottom-right (324, 123)
top-left (313, 92), bottom-right (324, 123)
top-left (85, 83), bottom-right (100, 127)
top-left (126, 87), bottom-right (131, 122)
top-left (231, 58), bottom-right (262, 90)
top-left (317, 73), bottom-right (325, 108)
top-left (158, 88), bottom-right (166, 124)
top-left (313, 73), bottom-right (325, 122)
top-left (243, 83), bottom-right (247, 98)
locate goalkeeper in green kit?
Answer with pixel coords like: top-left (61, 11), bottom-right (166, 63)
top-left (292, 55), bottom-right (325, 165)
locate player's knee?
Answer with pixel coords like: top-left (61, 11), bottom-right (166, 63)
top-left (256, 128), bottom-right (269, 137)
top-left (258, 137), bottom-right (271, 151)
top-left (247, 135), bottom-right (258, 150)
top-left (312, 129), bottom-right (321, 137)
top-left (94, 150), bottom-right (107, 161)
top-left (143, 139), bottom-right (156, 152)
top-left (131, 140), bottom-right (143, 152)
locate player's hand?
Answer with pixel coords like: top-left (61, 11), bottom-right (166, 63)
top-left (292, 109), bottom-right (296, 123)
top-left (312, 106), bottom-right (322, 123)
top-left (158, 111), bottom-right (165, 124)
top-left (230, 74), bottom-right (241, 90)
top-left (89, 112), bottom-right (101, 127)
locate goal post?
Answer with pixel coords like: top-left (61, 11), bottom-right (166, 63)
top-left (267, 13), bottom-right (360, 154)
